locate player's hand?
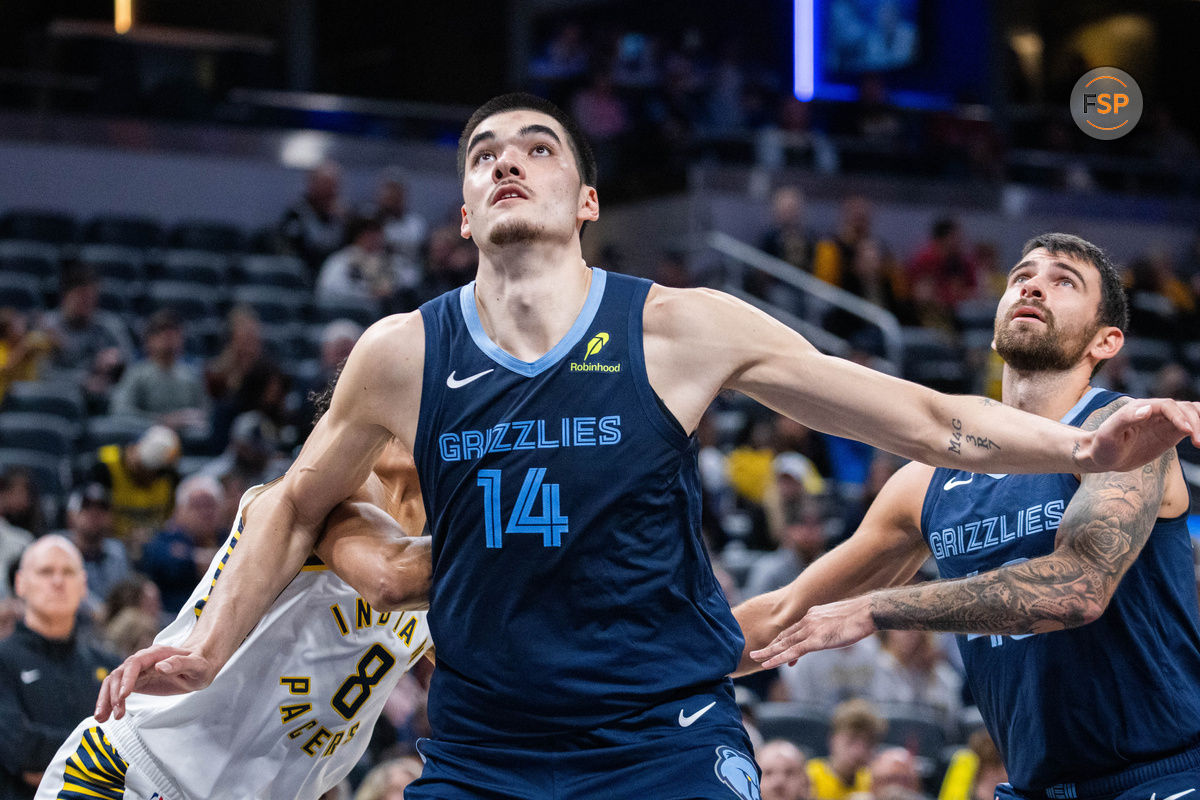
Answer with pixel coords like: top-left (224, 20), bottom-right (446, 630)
top-left (94, 644), bottom-right (220, 721)
top-left (1078, 399), bottom-right (1200, 473)
top-left (750, 594), bottom-right (877, 670)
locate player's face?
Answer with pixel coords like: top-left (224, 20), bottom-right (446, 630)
top-left (993, 248), bottom-right (1105, 372)
top-left (460, 109), bottom-right (598, 249)
top-left (15, 542), bottom-right (87, 621)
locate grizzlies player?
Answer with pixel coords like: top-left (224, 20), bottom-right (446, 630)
top-left (41, 440), bottom-right (431, 800)
top-left (748, 234), bottom-right (1200, 799)
top-left (98, 95), bottom-right (1200, 800)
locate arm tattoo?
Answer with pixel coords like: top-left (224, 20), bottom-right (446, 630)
top-left (873, 398), bottom-right (1172, 635)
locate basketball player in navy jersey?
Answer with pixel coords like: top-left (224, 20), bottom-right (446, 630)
top-left (97, 96), bottom-right (1200, 799)
top-left (747, 233), bottom-right (1200, 799)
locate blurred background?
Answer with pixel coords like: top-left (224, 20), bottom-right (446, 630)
top-left (1, 2), bottom-right (1199, 798)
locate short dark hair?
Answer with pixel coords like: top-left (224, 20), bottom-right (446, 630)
top-left (457, 92), bottom-right (597, 188)
top-left (1020, 233), bottom-right (1129, 334)
top-left (932, 217), bottom-right (958, 240)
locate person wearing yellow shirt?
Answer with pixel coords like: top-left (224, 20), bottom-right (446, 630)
top-left (807, 698), bottom-right (885, 800)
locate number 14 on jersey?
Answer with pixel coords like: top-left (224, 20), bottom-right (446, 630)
top-left (477, 468), bottom-right (569, 548)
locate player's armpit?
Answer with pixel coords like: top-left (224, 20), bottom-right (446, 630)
top-left (737, 462), bottom-right (931, 674)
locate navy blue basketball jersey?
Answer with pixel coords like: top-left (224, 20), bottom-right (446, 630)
top-left (413, 268), bottom-right (744, 742)
top-left (922, 388), bottom-right (1200, 790)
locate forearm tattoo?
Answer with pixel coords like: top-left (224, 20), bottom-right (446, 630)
top-left (877, 398), bottom-right (1170, 635)
top-left (947, 417), bottom-right (1002, 455)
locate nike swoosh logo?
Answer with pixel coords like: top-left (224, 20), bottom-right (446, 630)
top-left (678, 700), bottom-right (717, 727)
top-left (20, 669), bottom-right (39, 684)
top-left (446, 369), bottom-right (493, 389)
top-left (1156, 789), bottom-right (1196, 800)
top-left (943, 476), bottom-right (974, 490)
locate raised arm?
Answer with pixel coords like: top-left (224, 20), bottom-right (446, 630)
top-left (731, 461), bottom-right (932, 675)
top-left (754, 397), bottom-right (1185, 669)
top-left (95, 313), bottom-right (423, 718)
top-left (643, 287), bottom-right (1200, 474)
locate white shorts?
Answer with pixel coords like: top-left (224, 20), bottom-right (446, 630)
top-left (35, 718), bottom-right (169, 800)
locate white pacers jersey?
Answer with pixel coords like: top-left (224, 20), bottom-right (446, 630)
top-left (101, 488), bottom-right (431, 800)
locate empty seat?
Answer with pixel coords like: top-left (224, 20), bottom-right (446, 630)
top-left (0, 448), bottom-right (70, 497)
top-left (312, 295), bottom-right (382, 328)
top-left (232, 285), bottom-right (309, 324)
top-left (82, 415), bottom-right (151, 451)
top-left (901, 326), bottom-right (969, 394)
top-left (877, 703), bottom-right (948, 757)
top-left (0, 412), bottom-right (75, 456)
top-left (77, 244), bottom-right (147, 284)
top-left (159, 249), bottom-right (229, 285)
top-left (754, 702), bottom-right (831, 757)
top-left (237, 254), bottom-right (309, 289)
top-left (83, 215), bottom-right (164, 248)
top-left (0, 240), bottom-right (59, 278)
top-left (0, 209), bottom-right (78, 244)
top-left (168, 220), bottom-right (246, 253)
top-left (0, 273), bottom-right (45, 311)
top-left (145, 280), bottom-right (224, 323)
top-left (1, 380), bottom-right (86, 425)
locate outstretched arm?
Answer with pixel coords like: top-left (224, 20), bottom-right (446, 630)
top-left (644, 287), bottom-right (1200, 475)
top-left (754, 397), bottom-right (1183, 668)
top-left (731, 462), bottom-right (932, 675)
top-left (96, 314), bottom-right (423, 719)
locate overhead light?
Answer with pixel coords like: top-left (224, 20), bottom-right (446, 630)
top-left (280, 131), bottom-right (332, 169)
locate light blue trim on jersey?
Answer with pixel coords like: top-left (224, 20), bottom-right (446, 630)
top-left (1060, 387), bottom-right (1105, 424)
top-left (458, 267), bottom-right (608, 377)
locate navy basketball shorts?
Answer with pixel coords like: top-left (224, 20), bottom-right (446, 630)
top-left (406, 682), bottom-right (762, 800)
top-left (995, 745), bottom-right (1200, 800)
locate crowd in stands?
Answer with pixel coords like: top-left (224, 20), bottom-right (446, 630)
top-left (1, 159), bottom-right (1200, 795)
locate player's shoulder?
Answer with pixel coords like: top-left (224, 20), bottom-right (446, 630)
top-left (643, 284), bottom-right (751, 337)
top-left (1077, 393), bottom-right (1133, 431)
top-left (347, 312), bottom-right (425, 373)
top-left (874, 461), bottom-right (937, 519)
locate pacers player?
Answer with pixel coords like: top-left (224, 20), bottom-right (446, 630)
top-left (98, 96), bottom-right (1200, 800)
top-left (39, 439), bottom-right (431, 800)
top-left (747, 234), bottom-right (1200, 798)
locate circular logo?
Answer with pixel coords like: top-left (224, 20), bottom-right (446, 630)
top-left (1070, 67), bottom-right (1143, 140)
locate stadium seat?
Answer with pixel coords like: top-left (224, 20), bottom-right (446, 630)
top-left (0, 412), bottom-right (75, 457)
top-left (236, 254), bottom-right (309, 289)
top-left (877, 703), bottom-right (948, 757)
top-left (1, 380), bottom-right (86, 425)
top-left (754, 702), bottom-right (831, 757)
top-left (0, 209), bottom-right (78, 244)
top-left (0, 273), bottom-right (45, 311)
top-left (0, 447), bottom-right (70, 497)
top-left (145, 280), bottom-right (225, 323)
top-left (159, 249), bottom-right (229, 285)
top-left (312, 295), bottom-right (382, 329)
top-left (81, 415), bottom-right (152, 452)
top-left (900, 326), bottom-right (969, 394)
top-left (83, 214), bottom-right (164, 248)
top-left (77, 244), bottom-right (147, 284)
top-left (168, 220), bottom-right (246, 253)
top-left (1121, 338), bottom-right (1175, 373)
top-left (232, 285), bottom-right (309, 325)
top-left (0, 239), bottom-right (59, 278)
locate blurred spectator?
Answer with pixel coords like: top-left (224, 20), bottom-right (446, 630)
top-left (775, 635), bottom-right (880, 709)
top-left (38, 263), bottom-right (135, 382)
top-left (201, 410), bottom-right (287, 506)
top-left (138, 474), bottom-right (225, 615)
top-left (0, 308), bottom-right (52, 404)
top-left (938, 728), bottom-right (1006, 800)
top-left (852, 74), bottom-right (904, 142)
top-left (0, 536), bottom-right (118, 799)
top-left (279, 160), bottom-right (347, 276)
top-left (109, 309), bottom-right (209, 432)
top-left (869, 747), bottom-right (926, 800)
top-left (759, 738), bottom-right (811, 800)
top-left (814, 196), bottom-right (874, 288)
top-left (747, 492), bottom-right (829, 596)
top-left (823, 238), bottom-right (913, 348)
top-left (420, 223), bottom-right (477, 303)
top-left (317, 214), bottom-right (399, 309)
top-left (869, 629), bottom-right (962, 736)
top-left (102, 574), bottom-right (165, 630)
top-left (375, 168), bottom-right (428, 287)
top-left (0, 598), bottom-right (18, 640)
top-left (0, 467), bottom-right (46, 538)
top-left (88, 424), bottom-right (181, 549)
top-left (297, 319), bottom-right (363, 438)
top-left (651, 249), bottom-right (691, 288)
top-left (807, 698), bottom-right (885, 800)
top-left (970, 241), bottom-right (1006, 303)
top-left (764, 449), bottom-right (826, 540)
top-left (354, 757), bottom-right (423, 800)
top-left (529, 22), bottom-right (591, 86)
top-left (1127, 247), bottom-right (1196, 340)
top-left (51, 482), bottom-right (130, 614)
top-left (760, 186), bottom-right (814, 275)
top-left (206, 305), bottom-right (266, 410)
top-left (571, 71), bottom-right (631, 179)
top-left (103, 605), bottom-right (160, 659)
top-left (0, 486), bottom-right (33, 601)
top-left (907, 218), bottom-right (977, 325)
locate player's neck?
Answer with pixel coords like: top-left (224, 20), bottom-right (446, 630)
top-left (1001, 364), bottom-right (1093, 421)
top-left (473, 251), bottom-right (593, 362)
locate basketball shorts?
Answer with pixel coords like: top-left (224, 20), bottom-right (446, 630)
top-left (35, 718), bottom-right (166, 800)
top-left (405, 681), bottom-right (762, 800)
top-left (995, 743), bottom-right (1200, 800)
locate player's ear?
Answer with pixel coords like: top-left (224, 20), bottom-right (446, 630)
top-left (460, 205), bottom-right (472, 240)
top-left (1090, 326), bottom-right (1124, 362)
top-left (577, 184), bottom-right (599, 224)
